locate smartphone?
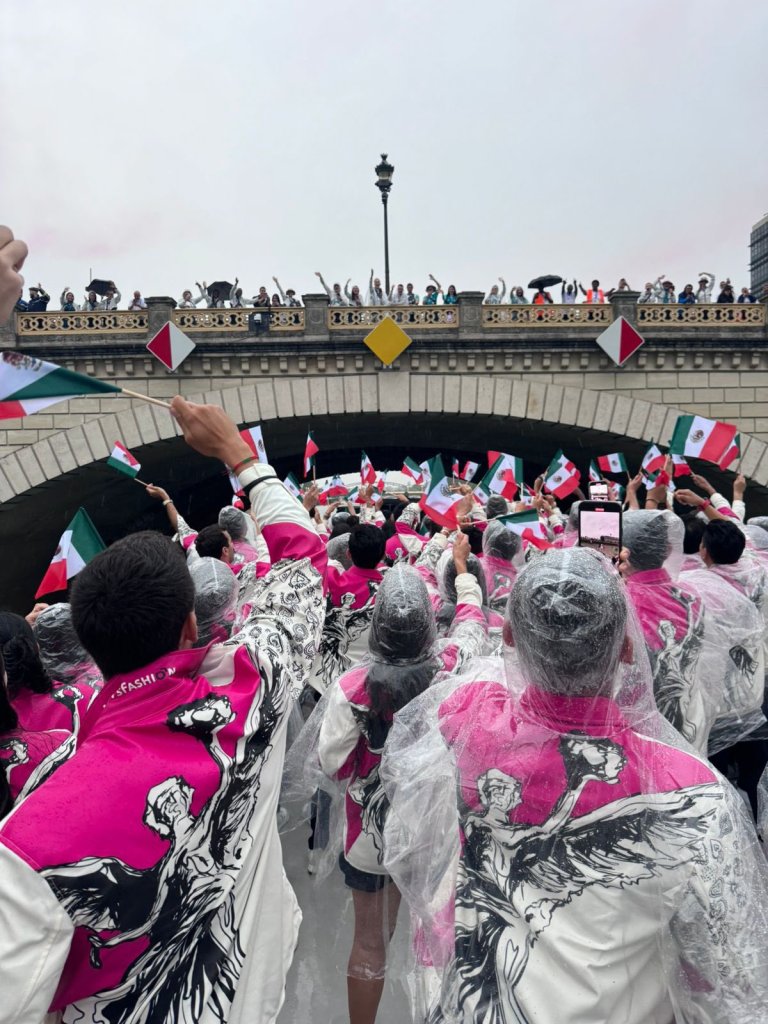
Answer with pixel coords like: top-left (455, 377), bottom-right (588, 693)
top-left (589, 482), bottom-right (608, 501)
top-left (578, 500), bottom-right (622, 562)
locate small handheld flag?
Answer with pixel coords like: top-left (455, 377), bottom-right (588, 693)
top-left (402, 457), bottom-right (423, 484)
top-left (588, 461), bottom-right (602, 484)
top-left (641, 444), bottom-right (666, 476)
top-left (461, 461), bottom-right (479, 482)
top-left (543, 450), bottom-right (580, 499)
top-left (597, 453), bottom-right (628, 474)
top-left (360, 451), bottom-right (376, 486)
top-left (419, 456), bottom-right (465, 529)
top-left (718, 434), bottom-right (741, 471)
top-left (304, 432), bottom-right (319, 477)
top-left (669, 414), bottom-right (738, 466)
top-left (284, 473), bottom-right (301, 499)
top-left (240, 425), bottom-right (268, 464)
top-left (0, 350), bottom-right (121, 420)
top-left (35, 509), bottom-right (106, 599)
top-left (107, 441), bottom-right (141, 479)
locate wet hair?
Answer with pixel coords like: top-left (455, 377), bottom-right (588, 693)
top-left (0, 612), bottom-right (52, 699)
top-left (329, 515), bottom-right (359, 539)
top-left (622, 510), bottom-right (669, 571)
top-left (683, 516), bottom-right (707, 555)
top-left (217, 506), bottom-right (248, 541)
top-left (195, 525), bottom-right (230, 560)
top-left (702, 520), bottom-right (745, 565)
top-left (71, 531), bottom-right (195, 678)
top-left (508, 547), bottom-right (627, 696)
top-left (483, 520), bottom-right (521, 562)
top-left (437, 553), bottom-right (489, 630)
top-left (485, 495), bottom-right (509, 519)
top-left (348, 524), bottom-right (386, 569)
top-left (460, 524), bottom-right (484, 556)
top-left (326, 533), bottom-right (353, 569)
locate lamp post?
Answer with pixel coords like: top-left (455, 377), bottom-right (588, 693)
top-left (374, 153), bottom-right (395, 296)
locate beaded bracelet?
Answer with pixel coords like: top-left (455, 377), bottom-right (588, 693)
top-left (231, 455), bottom-right (259, 476)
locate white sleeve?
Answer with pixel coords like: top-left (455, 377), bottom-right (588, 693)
top-left (732, 499), bottom-right (746, 522)
top-left (0, 845), bottom-right (74, 1024)
top-left (318, 681), bottom-right (362, 777)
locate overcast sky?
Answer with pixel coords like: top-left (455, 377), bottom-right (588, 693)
top-left (2, 0), bottom-right (766, 303)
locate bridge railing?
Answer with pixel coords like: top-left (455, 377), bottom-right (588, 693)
top-left (637, 303), bottom-right (765, 327)
top-left (15, 310), bottom-right (149, 335)
top-left (171, 308), bottom-right (305, 333)
top-left (327, 306), bottom-right (459, 329)
top-left (482, 304), bottom-right (613, 328)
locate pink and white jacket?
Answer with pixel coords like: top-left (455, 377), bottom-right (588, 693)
top-left (310, 564), bottom-right (384, 694)
top-left (0, 464), bottom-right (327, 1024)
top-left (319, 575), bottom-right (487, 875)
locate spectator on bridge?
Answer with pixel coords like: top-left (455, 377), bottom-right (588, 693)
top-left (560, 279), bottom-right (578, 304)
top-left (253, 286), bottom-right (270, 308)
top-left (229, 280), bottom-right (247, 308)
top-left (484, 278), bottom-right (506, 304)
top-left (579, 279), bottom-right (606, 303)
top-left (509, 286), bottom-right (528, 304)
top-left (26, 285), bottom-right (50, 312)
top-left (638, 278), bottom-right (662, 303)
top-left (60, 288), bottom-right (77, 312)
top-left (695, 272), bottom-right (715, 303)
top-left (127, 290), bottom-right (146, 311)
top-left (405, 283), bottom-right (419, 305)
top-left (442, 284), bottom-right (459, 305)
top-left (738, 286), bottom-right (758, 304)
top-left (179, 288), bottom-right (204, 308)
top-left (678, 283), bottom-right (696, 304)
top-left (271, 292), bottom-right (283, 307)
top-left (367, 270), bottom-right (387, 306)
top-left (605, 278), bottom-right (631, 298)
top-left (344, 281), bottom-right (363, 306)
top-left (199, 281), bottom-right (225, 308)
top-left (389, 283), bottom-right (407, 305)
top-left (273, 277), bottom-right (302, 307)
top-left (659, 279), bottom-right (676, 303)
top-left (717, 279), bottom-right (735, 303)
top-left (532, 287), bottom-right (553, 305)
top-left (101, 283), bottom-right (121, 310)
top-left (82, 290), bottom-right (100, 311)
top-left (0, 224), bottom-right (28, 323)
top-left (315, 272), bottom-right (347, 306)
top-left (423, 283), bottom-right (439, 305)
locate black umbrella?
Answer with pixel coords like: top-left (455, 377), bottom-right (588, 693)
top-left (207, 280), bottom-right (234, 299)
top-left (528, 274), bottom-right (563, 291)
top-left (85, 278), bottom-right (115, 296)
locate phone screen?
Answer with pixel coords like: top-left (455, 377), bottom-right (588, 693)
top-left (578, 501), bottom-right (622, 562)
top-left (589, 482), bottom-right (608, 501)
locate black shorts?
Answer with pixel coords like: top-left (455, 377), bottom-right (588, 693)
top-left (339, 853), bottom-right (390, 893)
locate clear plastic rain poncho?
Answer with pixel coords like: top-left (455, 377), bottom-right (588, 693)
top-left (326, 533), bottom-right (353, 570)
top-left (621, 509), bottom-right (735, 754)
top-left (282, 564), bottom-right (488, 983)
top-left (218, 504), bottom-right (261, 563)
top-left (380, 547), bottom-right (768, 1024)
top-left (436, 551), bottom-right (489, 631)
top-left (189, 557), bottom-right (239, 647)
top-left (481, 520), bottom-right (522, 612)
top-left (32, 603), bottom-right (98, 687)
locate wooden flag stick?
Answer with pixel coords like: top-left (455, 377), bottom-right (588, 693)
top-left (120, 388), bottom-right (172, 410)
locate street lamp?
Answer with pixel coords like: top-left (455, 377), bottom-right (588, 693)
top-left (374, 153), bottom-right (395, 296)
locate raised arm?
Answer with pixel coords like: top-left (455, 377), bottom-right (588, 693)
top-left (429, 273), bottom-right (442, 291)
top-left (315, 271), bottom-right (332, 298)
top-left (344, 278), bottom-right (353, 301)
top-left (144, 483), bottom-right (180, 533)
top-left (273, 276), bottom-right (287, 303)
top-left (498, 277), bottom-right (506, 302)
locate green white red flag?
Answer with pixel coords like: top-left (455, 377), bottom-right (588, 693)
top-left (641, 444), bottom-right (666, 476)
top-left (543, 450), bottom-right (580, 499)
top-left (478, 454), bottom-right (524, 501)
top-left (0, 351), bottom-right (120, 419)
top-left (718, 434), bottom-right (741, 471)
top-left (461, 461), bottom-right (479, 482)
top-left (304, 432), bottom-right (319, 477)
top-left (320, 475), bottom-right (348, 502)
top-left (284, 472), bottom-right (301, 498)
top-left (597, 452), bottom-right (628, 474)
top-left (419, 456), bottom-right (464, 528)
top-left (240, 425), bottom-right (268, 464)
top-left (35, 508), bottom-right (105, 599)
top-left (669, 415), bottom-right (737, 465)
top-left (589, 460), bottom-right (601, 483)
top-left (106, 441), bottom-right (140, 478)
top-left (402, 457), bottom-right (423, 484)
top-left (497, 510), bottom-right (550, 549)
top-left (671, 454), bottom-right (692, 477)
top-left (360, 451), bottom-right (376, 485)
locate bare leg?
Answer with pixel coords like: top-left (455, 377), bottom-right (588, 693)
top-left (347, 883), bottom-right (401, 1024)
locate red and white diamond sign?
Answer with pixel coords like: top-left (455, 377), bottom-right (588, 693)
top-left (146, 321), bottom-right (196, 371)
top-left (595, 316), bottom-right (645, 367)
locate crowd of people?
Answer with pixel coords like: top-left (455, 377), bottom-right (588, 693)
top-left (11, 272), bottom-right (765, 314)
top-left (0, 385), bottom-right (768, 1022)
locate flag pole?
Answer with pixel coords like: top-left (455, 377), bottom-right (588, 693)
top-left (120, 388), bottom-right (172, 410)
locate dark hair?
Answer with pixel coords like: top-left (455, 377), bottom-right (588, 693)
top-left (622, 511), bottom-right (669, 571)
top-left (460, 525), bottom-right (484, 556)
top-left (364, 658), bottom-right (441, 746)
top-left (348, 524), bottom-right (386, 569)
top-left (195, 525), bottom-right (230, 560)
top-left (0, 647), bottom-right (19, 733)
top-left (683, 516), bottom-right (707, 555)
top-left (329, 515), bottom-right (358, 539)
top-left (71, 532), bottom-right (195, 678)
top-left (702, 520), bottom-right (745, 565)
top-left (380, 515), bottom-right (397, 542)
top-left (0, 612), bottom-right (52, 699)
top-left (485, 495), bottom-right (508, 519)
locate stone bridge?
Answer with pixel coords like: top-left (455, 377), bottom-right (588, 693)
top-left (1, 291), bottom-right (767, 609)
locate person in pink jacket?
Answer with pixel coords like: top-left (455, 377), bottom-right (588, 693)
top-left (0, 398), bottom-right (327, 1024)
top-left (382, 548), bottom-right (768, 1024)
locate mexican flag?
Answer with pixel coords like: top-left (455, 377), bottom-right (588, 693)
top-left (669, 414), bottom-right (737, 465)
top-left (322, 475), bottom-right (348, 501)
top-left (0, 351), bottom-right (120, 419)
top-left (402, 457), bottom-right (423, 484)
top-left (487, 450), bottom-right (501, 467)
top-left (240, 425), bottom-right (268, 464)
top-left (419, 456), bottom-right (464, 529)
top-left (497, 510), bottom-right (550, 549)
top-left (597, 452), bottom-right (628, 474)
top-left (461, 460), bottom-right (479, 482)
top-left (718, 434), bottom-right (741, 471)
top-left (360, 451), bottom-right (376, 485)
top-left (106, 441), bottom-right (140, 478)
top-left (671, 454), bottom-right (692, 477)
top-left (641, 444), bottom-right (666, 476)
top-left (589, 461), bottom-right (601, 484)
top-left (419, 459), bottom-right (432, 490)
top-left (283, 472), bottom-right (301, 499)
top-left (478, 454), bottom-right (524, 501)
top-left (304, 432), bottom-right (319, 477)
top-left (376, 471), bottom-right (387, 492)
top-left (35, 508), bottom-right (105, 599)
top-left (543, 450), bottom-right (580, 499)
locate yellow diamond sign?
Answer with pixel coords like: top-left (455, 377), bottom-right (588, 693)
top-left (363, 316), bottom-right (413, 365)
